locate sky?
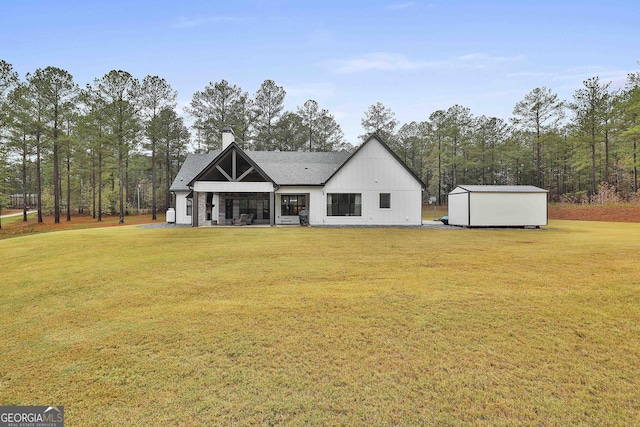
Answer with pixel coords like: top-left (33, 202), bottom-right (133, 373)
top-left (1, 0), bottom-right (638, 146)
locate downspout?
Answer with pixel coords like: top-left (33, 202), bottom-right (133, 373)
top-left (192, 190), bottom-right (198, 227)
top-left (270, 184), bottom-right (279, 227)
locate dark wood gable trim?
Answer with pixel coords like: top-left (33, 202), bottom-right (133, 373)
top-left (187, 142), bottom-right (273, 186)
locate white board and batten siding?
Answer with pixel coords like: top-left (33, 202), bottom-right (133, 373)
top-left (322, 138), bottom-right (423, 226)
top-left (448, 185), bottom-right (548, 227)
top-left (275, 186), bottom-right (323, 226)
top-left (174, 191), bottom-right (192, 225)
top-left (170, 135), bottom-right (425, 227)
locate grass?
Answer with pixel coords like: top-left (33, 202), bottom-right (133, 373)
top-left (0, 210), bottom-right (36, 226)
top-left (423, 204), bottom-right (448, 220)
top-left (0, 212), bottom-right (162, 240)
top-left (1, 221), bottom-right (639, 425)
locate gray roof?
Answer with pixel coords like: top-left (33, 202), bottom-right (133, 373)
top-left (170, 151), bottom-right (220, 192)
top-left (170, 149), bottom-right (351, 192)
top-left (453, 185), bottom-right (548, 193)
top-left (247, 151), bottom-right (351, 186)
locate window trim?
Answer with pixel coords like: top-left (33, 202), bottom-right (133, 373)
top-left (281, 194), bottom-right (307, 216)
top-left (379, 193), bottom-right (391, 209)
top-left (327, 193), bottom-right (362, 216)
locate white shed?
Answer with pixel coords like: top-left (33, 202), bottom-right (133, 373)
top-left (448, 185), bottom-right (548, 227)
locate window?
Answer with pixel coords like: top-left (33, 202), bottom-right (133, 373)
top-left (380, 193), bottom-right (391, 209)
top-left (186, 198), bottom-right (192, 216)
top-left (281, 194), bottom-right (306, 216)
top-left (239, 199), bottom-right (257, 216)
top-left (327, 193), bottom-right (361, 216)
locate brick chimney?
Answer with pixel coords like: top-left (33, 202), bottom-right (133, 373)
top-left (222, 126), bottom-right (235, 150)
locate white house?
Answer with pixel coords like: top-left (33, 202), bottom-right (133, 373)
top-left (169, 129), bottom-right (425, 227)
top-left (448, 185), bottom-right (548, 227)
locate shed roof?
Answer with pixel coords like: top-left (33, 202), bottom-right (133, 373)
top-left (452, 185), bottom-right (548, 194)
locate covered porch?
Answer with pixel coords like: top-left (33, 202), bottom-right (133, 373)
top-left (192, 191), bottom-right (273, 226)
top-left (191, 181), bottom-right (276, 227)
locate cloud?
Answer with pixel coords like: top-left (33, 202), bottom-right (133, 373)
top-left (386, 2), bottom-right (418, 9)
top-left (455, 53), bottom-right (527, 69)
top-left (507, 66), bottom-right (633, 90)
top-left (284, 83), bottom-right (337, 101)
top-left (331, 52), bottom-right (431, 74)
top-left (330, 52), bottom-right (526, 74)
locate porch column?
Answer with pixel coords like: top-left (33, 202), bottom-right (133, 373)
top-left (192, 191), bottom-right (199, 227)
top-left (270, 192), bottom-right (275, 226)
top-left (211, 193), bottom-right (219, 225)
top-left (197, 192), bottom-right (207, 226)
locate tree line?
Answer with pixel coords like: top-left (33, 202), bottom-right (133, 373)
top-left (186, 79), bottom-right (348, 153)
top-left (0, 60), bottom-right (349, 225)
top-left (0, 62), bottom-right (191, 224)
top-left (363, 66), bottom-right (640, 205)
top-left (2, 58), bottom-right (640, 226)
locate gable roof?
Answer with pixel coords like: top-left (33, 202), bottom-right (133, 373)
top-left (170, 147), bottom-right (350, 192)
top-left (170, 135), bottom-right (424, 192)
top-left (453, 185), bottom-right (548, 193)
top-left (249, 150), bottom-right (350, 186)
top-left (324, 134), bottom-right (426, 188)
top-left (187, 142), bottom-right (274, 187)
top-left (170, 151), bottom-right (220, 192)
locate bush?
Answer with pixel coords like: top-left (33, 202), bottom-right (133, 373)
top-left (590, 182), bottom-right (622, 205)
top-left (559, 191), bottom-right (588, 204)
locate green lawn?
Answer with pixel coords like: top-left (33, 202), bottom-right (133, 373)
top-left (0, 210), bottom-right (36, 226)
top-left (1, 221), bottom-right (639, 426)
